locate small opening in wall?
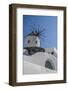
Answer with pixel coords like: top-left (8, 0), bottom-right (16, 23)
top-left (45, 61), bottom-right (53, 70)
top-left (51, 52), bottom-right (54, 55)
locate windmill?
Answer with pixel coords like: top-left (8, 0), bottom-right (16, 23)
top-left (23, 24), bottom-right (46, 55)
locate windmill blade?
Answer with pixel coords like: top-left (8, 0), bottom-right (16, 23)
top-left (39, 28), bottom-right (46, 34)
top-left (39, 33), bottom-right (47, 38)
top-left (39, 32), bottom-right (47, 36)
top-left (24, 32), bottom-right (32, 38)
top-left (29, 22), bottom-right (37, 31)
top-left (39, 31), bottom-right (48, 38)
top-left (39, 35), bottom-right (46, 39)
top-left (37, 24), bottom-right (40, 33)
top-left (39, 36), bottom-right (47, 40)
top-left (31, 24), bottom-right (38, 31)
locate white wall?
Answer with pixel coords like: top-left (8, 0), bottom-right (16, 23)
top-left (0, 0), bottom-right (68, 90)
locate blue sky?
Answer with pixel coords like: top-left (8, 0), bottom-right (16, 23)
top-left (23, 15), bottom-right (57, 48)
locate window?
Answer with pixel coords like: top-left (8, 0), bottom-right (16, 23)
top-left (35, 41), bottom-right (37, 44)
top-left (28, 40), bottom-right (30, 43)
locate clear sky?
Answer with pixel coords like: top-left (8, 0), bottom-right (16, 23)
top-left (23, 15), bottom-right (57, 48)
